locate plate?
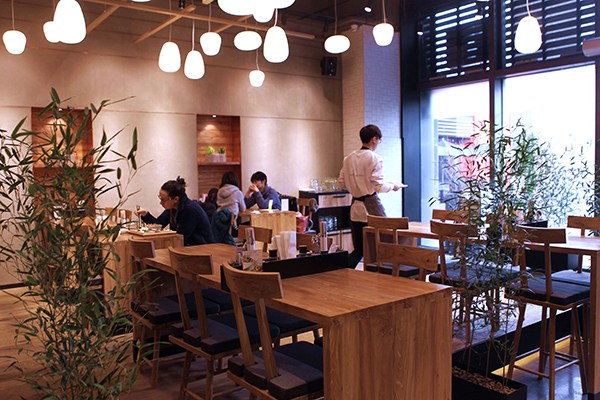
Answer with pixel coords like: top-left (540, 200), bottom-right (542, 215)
top-left (128, 229), bottom-right (176, 237)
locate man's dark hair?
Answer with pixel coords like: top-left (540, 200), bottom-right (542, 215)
top-left (359, 124), bottom-right (382, 144)
top-left (161, 176), bottom-right (187, 198)
top-left (250, 171), bottom-right (267, 184)
top-left (220, 171), bottom-right (240, 188)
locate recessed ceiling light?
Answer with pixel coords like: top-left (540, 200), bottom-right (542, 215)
top-left (364, 5), bottom-right (372, 12)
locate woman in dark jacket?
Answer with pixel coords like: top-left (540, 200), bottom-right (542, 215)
top-left (136, 177), bottom-right (214, 246)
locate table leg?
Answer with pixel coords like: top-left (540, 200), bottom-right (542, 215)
top-left (589, 252), bottom-right (599, 394)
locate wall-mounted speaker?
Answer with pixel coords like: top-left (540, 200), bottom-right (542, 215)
top-left (321, 56), bottom-right (337, 76)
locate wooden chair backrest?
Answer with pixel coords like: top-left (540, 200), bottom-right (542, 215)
top-left (222, 264), bottom-right (283, 380)
top-left (168, 247), bottom-right (213, 337)
top-left (367, 216), bottom-right (409, 277)
top-left (297, 197), bottom-right (314, 219)
top-left (431, 209), bottom-right (468, 223)
top-left (129, 237), bottom-right (156, 307)
top-left (376, 243), bottom-right (439, 280)
top-left (430, 219), bottom-right (477, 282)
top-left (516, 225), bottom-right (567, 302)
top-left (567, 215), bottom-right (600, 272)
top-left (239, 225), bottom-right (273, 251)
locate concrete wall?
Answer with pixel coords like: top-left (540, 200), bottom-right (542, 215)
top-left (0, 1), bottom-right (343, 285)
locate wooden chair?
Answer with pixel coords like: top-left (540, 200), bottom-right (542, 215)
top-left (507, 226), bottom-right (589, 400)
top-left (366, 215), bottom-right (420, 278)
top-left (168, 248), bottom-right (279, 400)
top-left (375, 240), bottom-right (440, 281)
top-left (239, 225), bottom-right (273, 252)
top-left (428, 219), bottom-right (486, 344)
top-left (129, 237), bottom-right (182, 388)
top-left (431, 209), bottom-right (468, 222)
top-left (223, 264), bottom-right (324, 400)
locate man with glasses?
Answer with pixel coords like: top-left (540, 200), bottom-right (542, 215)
top-left (339, 124), bottom-right (405, 268)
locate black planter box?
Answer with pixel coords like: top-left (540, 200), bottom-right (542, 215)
top-left (452, 368), bottom-right (527, 400)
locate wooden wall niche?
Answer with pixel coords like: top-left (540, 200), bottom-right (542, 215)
top-left (197, 114), bottom-right (241, 197)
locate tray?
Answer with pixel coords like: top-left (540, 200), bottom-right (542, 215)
top-left (127, 229), bottom-right (177, 237)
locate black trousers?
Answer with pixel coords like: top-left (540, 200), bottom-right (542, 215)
top-left (349, 220), bottom-right (367, 269)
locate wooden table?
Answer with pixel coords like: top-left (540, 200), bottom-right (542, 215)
top-left (146, 244), bottom-right (453, 400)
top-left (364, 221), bottom-right (600, 395)
top-left (241, 210), bottom-right (297, 235)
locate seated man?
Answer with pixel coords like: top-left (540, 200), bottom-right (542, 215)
top-left (244, 171), bottom-right (281, 210)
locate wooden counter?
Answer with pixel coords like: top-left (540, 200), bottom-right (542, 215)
top-left (242, 210), bottom-right (297, 236)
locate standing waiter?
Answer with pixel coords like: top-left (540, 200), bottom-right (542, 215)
top-left (338, 124), bottom-right (406, 268)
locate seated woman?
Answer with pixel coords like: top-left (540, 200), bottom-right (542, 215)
top-left (217, 171), bottom-right (246, 219)
top-left (135, 177), bottom-right (214, 246)
top-left (199, 187), bottom-right (218, 222)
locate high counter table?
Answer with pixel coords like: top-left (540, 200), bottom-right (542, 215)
top-left (146, 244), bottom-right (452, 400)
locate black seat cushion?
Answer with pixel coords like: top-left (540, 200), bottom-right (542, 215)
top-left (429, 262), bottom-right (518, 290)
top-left (182, 313), bottom-right (280, 355)
top-left (166, 292), bottom-right (220, 316)
top-left (201, 288), bottom-right (253, 312)
top-left (508, 278), bottom-right (590, 306)
top-left (551, 270), bottom-right (590, 287)
top-left (243, 341), bottom-right (324, 400)
top-left (242, 306), bottom-right (317, 335)
top-left (132, 296), bottom-right (181, 325)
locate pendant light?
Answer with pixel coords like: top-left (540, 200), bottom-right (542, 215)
top-left (514, 0), bottom-right (542, 54)
top-left (3, 0), bottom-right (26, 55)
top-left (324, 1), bottom-right (350, 54)
top-left (263, 9), bottom-right (289, 63)
top-left (253, 0), bottom-right (275, 23)
top-left (43, 0), bottom-right (60, 43)
top-left (218, 0), bottom-right (254, 16)
top-left (184, 19), bottom-right (205, 79)
top-left (249, 50), bottom-right (265, 87)
top-left (372, 0), bottom-right (394, 46)
top-left (53, 0), bottom-right (87, 44)
top-left (234, 30), bottom-right (262, 51)
top-left (200, 4), bottom-right (222, 56)
top-left (158, 3), bottom-right (181, 73)
top-left (273, 0), bottom-right (295, 8)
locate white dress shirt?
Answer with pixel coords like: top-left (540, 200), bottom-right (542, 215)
top-left (338, 148), bottom-right (394, 222)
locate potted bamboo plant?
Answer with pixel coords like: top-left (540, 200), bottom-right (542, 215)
top-left (0, 89), bottom-right (144, 399)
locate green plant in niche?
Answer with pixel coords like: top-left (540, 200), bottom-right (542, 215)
top-left (218, 147), bottom-right (225, 154)
top-left (0, 88), bottom-right (143, 399)
top-left (206, 145), bottom-right (215, 155)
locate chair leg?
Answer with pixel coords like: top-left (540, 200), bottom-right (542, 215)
top-left (508, 302), bottom-right (526, 379)
top-left (548, 308), bottom-right (557, 400)
top-left (572, 305), bottom-right (587, 394)
top-left (539, 306), bottom-right (548, 376)
top-left (151, 329), bottom-right (160, 388)
top-left (292, 334), bottom-right (298, 343)
top-left (464, 295), bottom-right (472, 345)
top-left (205, 359), bottom-right (215, 400)
top-left (179, 351), bottom-right (193, 400)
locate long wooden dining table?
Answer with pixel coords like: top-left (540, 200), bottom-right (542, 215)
top-left (364, 220), bottom-right (600, 395)
top-left (145, 243), bottom-right (453, 400)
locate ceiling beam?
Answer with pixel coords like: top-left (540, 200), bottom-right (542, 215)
top-left (134, 3), bottom-right (197, 43)
top-left (87, 4), bottom-right (120, 33)
top-left (81, 0), bottom-right (316, 40)
top-left (214, 15), bottom-right (251, 33)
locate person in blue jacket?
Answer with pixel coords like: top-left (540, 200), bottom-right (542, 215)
top-left (135, 177), bottom-right (214, 246)
top-left (244, 171), bottom-right (281, 210)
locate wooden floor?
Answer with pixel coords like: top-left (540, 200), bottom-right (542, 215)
top-left (0, 286), bottom-right (588, 400)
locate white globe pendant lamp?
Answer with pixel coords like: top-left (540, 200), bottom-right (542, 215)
top-left (184, 21), bottom-right (205, 79)
top-left (218, 0), bottom-right (254, 16)
top-left (158, 41), bottom-right (181, 73)
top-left (43, 20), bottom-right (60, 43)
top-left (324, 1), bottom-right (350, 54)
top-left (249, 50), bottom-right (265, 87)
top-left (253, 0), bottom-right (275, 23)
top-left (249, 69), bottom-right (265, 87)
top-left (373, 22), bottom-right (394, 46)
top-left (54, 0), bottom-right (87, 44)
top-left (3, 30), bottom-right (26, 55)
top-left (3, 0), bottom-right (26, 55)
top-left (234, 30), bottom-right (262, 51)
top-left (514, 0), bottom-right (542, 55)
top-left (372, 0), bottom-right (394, 46)
top-left (324, 35), bottom-right (350, 54)
top-left (263, 25), bottom-right (289, 63)
top-left (201, 5), bottom-right (222, 56)
top-left (185, 50), bottom-right (205, 79)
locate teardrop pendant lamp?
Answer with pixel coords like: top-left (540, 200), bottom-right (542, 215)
top-left (263, 9), bottom-right (289, 63)
top-left (324, 1), bottom-right (350, 54)
top-left (53, 0), bottom-right (86, 44)
top-left (184, 20), bottom-right (205, 79)
top-left (158, 5), bottom-right (181, 73)
top-left (249, 50), bottom-right (265, 87)
top-left (234, 30), bottom-right (262, 51)
top-left (372, 0), bottom-right (394, 46)
top-left (200, 4), bottom-right (222, 56)
top-left (514, 0), bottom-right (542, 54)
top-left (218, 0), bottom-right (254, 16)
top-left (253, 0), bottom-right (275, 23)
top-left (3, 0), bottom-right (26, 55)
